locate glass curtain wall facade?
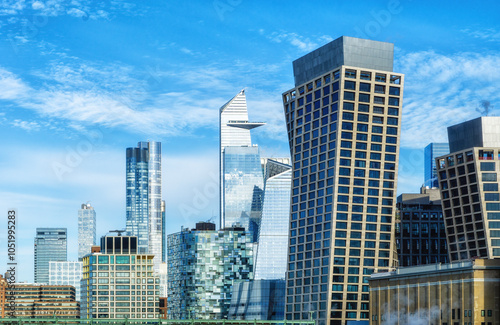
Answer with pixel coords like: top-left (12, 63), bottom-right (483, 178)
top-left (49, 261), bottom-right (83, 302)
top-left (223, 146), bottom-right (264, 241)
top-left (126, 141), bottom-right (163, 270)
top-left (78, 203), bottom-right (96, 260)
top-left (167, 224), bottom-right (254, 319)
top-left (424, 143), bottom-right (449, 188)
top-left (220, 90), bottom-right (265, 231)
top-left (254, 159), bottom-right (292, 280)
top-left (34, 228), bottom-right (67, 284)
top-left (282, 36), bottom-right (404, 325)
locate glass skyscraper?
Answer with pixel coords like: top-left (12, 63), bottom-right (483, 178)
top-left (220, 90), bottom-right (265, 236)
top-left (254, 159), bottom-right (292, 280)
top-left (78, 203), bottom-right (96, 260)
top-left (126, 141), bottom-right (164, 270)
top-left (34, 228), bottom-right (67, 284)
top-left (424, 142), bottom-right (449, 187)
top-left (167, 222), bottom-right (254, 319)
top-left (282, 36), bottom-right (404, 325)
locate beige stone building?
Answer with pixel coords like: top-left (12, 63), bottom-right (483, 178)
top-left (369, 259), bottom-right (500, 325)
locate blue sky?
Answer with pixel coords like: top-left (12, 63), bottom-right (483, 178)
top-left (1, 0), bottom-right (499, 281)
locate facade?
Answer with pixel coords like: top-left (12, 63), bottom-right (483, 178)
top-left (81, 235), bottom-right (160, 319)
top-left (282, 36), bottom-right (404, 325)
top-left (6, 283), bottom-right (79, 318)
top-left (436, 117), bottom-right (500, 261)
top-left (369, 259), bottom-right (500, 325)
top-left (228, 279), bottom-right (285, 320)
top-left (223, 145), bottom-right (264, 241)
top-left (220, 90), bottom-right (265, 236)
top-left (34, 228), bottom-right (67, 284)
top-left (396, 187), bottom-right (449, 267)
top-left (49, 261), bottom-right (83, 303)
top-left (424, 143), bottom-right (449, 188)
top-left (167, 223), bottom-right (254, 319)
top-left (158, 262), bottom-right (168, 298)
top-left (254, 159), bottom-right (292, 280)
top-left (126, 141), bottom-right (164, 270)
top-left (78, 203), bottom-right (96, 260)
top-left (0, 275), bottom-right (6, 318)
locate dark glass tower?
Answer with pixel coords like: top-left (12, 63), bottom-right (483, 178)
top-left (34, 228), bottom-right (67, 283)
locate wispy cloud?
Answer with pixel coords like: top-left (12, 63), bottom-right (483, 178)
top-left (397, 49), bottom-right (500, 148)
top-left (461, 28), bottom-right (500, 42)
top-left (260, 29), bottom-right (333, 52)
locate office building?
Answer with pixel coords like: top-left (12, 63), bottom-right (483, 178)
top-left (228, 279), bottom-right (285, 320)
top-left (49, 261), bottom-right (83, 303)
top-left (0, 275), bottom-right (6, 318)
top-left (78, 203), bottom-right (96, 261)
top-left (424, 143), bottom-right (449, 188)
top-left (6, 283), bottom-right (79, 318)
top-left (126, 141), bottom-right (164, 270)
top-left (81, 235), bottom-right (160, 319)
top-left (220, 90), bottom-right (265, 239)
top-left (34, 228), bottom-right (67, 284)
top-left (282, 36), bottom-right (404, 325)
top-left (396, 187), bottom-right (448, 267)
top-left (254, 159), bottom-right (292, 280)
top-left (436, 117), bottom-right (500, 261)
top-left (158, 262), bottom-right (168, 298)
top-left (369, 259), bottom-right (500, 325)
top-left (167, 222), bottom-right (253, 319)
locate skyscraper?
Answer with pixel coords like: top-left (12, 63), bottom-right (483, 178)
top-left (424, 142), bottom-right (449, 187)
top-left (34, 228), bottom-right (67, 284)
top-left (125, 141), bottom-right (163, 269)
top-left (254, 159), bottom-right (292, 280)
top-left (220, 90), bottom-right (265, 236)
top-left (436, 116), bottom-right (500, 261)
top-left (282, 36), bottom-right (404, 325)
top-left (78, 203), bottom-right (96, 260)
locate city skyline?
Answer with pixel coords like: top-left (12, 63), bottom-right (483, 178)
top-left (0, 1), bottom-right (499, 282)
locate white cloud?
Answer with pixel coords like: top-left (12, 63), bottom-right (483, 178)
top-left (262, 30), bottom-right (333, 53)
top-left (397, 50), bottom-right (500, 148)
top-left (461, 28), bottom-right (500, 42)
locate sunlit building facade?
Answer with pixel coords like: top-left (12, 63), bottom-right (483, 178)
top-left (254, 159), bottom-right (292, 280)
top-left (220, 90), bottom-right (265, 239)
top-left (282, 36), bottom-right (404, 325)
top-left (81, 236), bottom-right (160, 319)
top-left (34, 228), bottom-right (67, 284)
top-left (167, 223), bottom-right (254, 319)
top-left (126, 141), bottom-right (164, 270)
top-left (78, 203), bottom-right (96, 261)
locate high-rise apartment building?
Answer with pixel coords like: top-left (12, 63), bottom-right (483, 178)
top-left (49, 261), bottom-right (83, 303)
top-left (80, 235), bottom-right (160, 319)
top-left (167, 222), bottom-right (254, 319)
top-left (34, 228), bottom-right (67, 284)
top-left (78, 203), bottom-right (96, 260)
top-left (424, 142), bottom-right (449, 188)
top-left (282, 36), bottom-right (404, 325)
top-left (254, 159), bottom-right (292, 280)
top-left (126, 141), bottom-right (164, 269)
top-left (220, 90), bottom-right (265, 238)
top-left (396, 187), bottom-right (448, 267)
top-left (436, 116), bottom-right (500, 261)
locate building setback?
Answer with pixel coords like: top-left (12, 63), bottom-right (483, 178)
top-left (167, 223), bottom-right (253, 319)
top-left (34, 228), bottom-right (67, 284)
top-left (282, 36), bottom-right (404, 325)
top-left (80, 235), bottom-right (160, 319)
top-left (396, 187), bottom-right (448, 267)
